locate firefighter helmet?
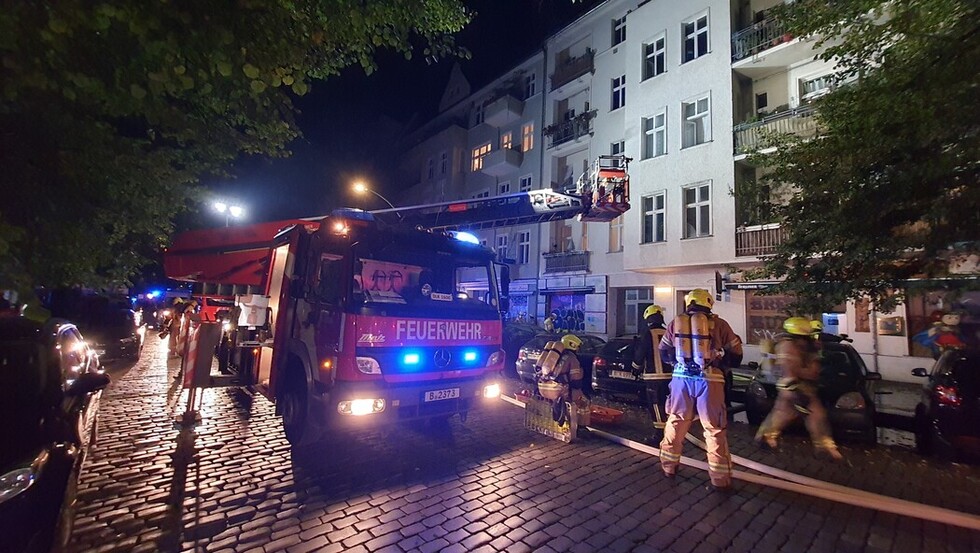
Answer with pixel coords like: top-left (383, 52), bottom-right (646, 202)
top-left (684, 289), bottom-right (714, 311)
top-left (643, 305), bottom-right (664, 319)
top-left (784, 317), bottom-right (813, 336)
top-left (811, 320), bottom-right (823, 333)
top-left (561, 334), bottom-right (583, 352)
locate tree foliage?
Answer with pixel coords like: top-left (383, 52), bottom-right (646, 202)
top-left (0, 0), bottom-right (470, 295)
top-left (739, 0), bottom-right (980, 314)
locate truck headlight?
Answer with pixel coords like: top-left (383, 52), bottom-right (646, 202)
top-left (483, 383), bottom-right (501, 398)
top-left (356, 357), bottom-right (382, 375)
top-left (338, 398), bottom-right (385, 416)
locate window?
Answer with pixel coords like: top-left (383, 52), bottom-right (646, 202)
top-left (501, 132), bottom-right (513, 150)
top-left (498, 182), bottom-right (511, 195)
top-left (682, 95), bottom-right (710, 148)
top-left (801, 74), bottom-right (834, 101)
top-left (524, 73), bottom-right (536, 98)
top-left (475, 101), bottom-right (486, 124)
top-left (496, 235), bottom-right (508, 261)
top-left (755, 93), bottom-right (768, 113)
top-left (683, 182), bottom-right (711, 238)
top-left (426, 157), bottom-right (435, 180)
top-left (682, 14), bottom-right (709, 63)
top-left (609, 215), bottom-right (623, 252)
top-left (473, 190), bottom-right (490, 199)
top-left (643, 35), bottom-right (666, 79)
top-left (612, 15), bottom-right (627, 46)
top-left (611, 75), bottom-right (626, 111)
top-left (521, 123), bottom-right (534, 152)
top-left (580, 224), bottom-right (589, 253)
top-left (517, 231), bottom-right (531, 264)
top-left (642, 193), bottom-right (666, 243)
top-left (611, 140), bottom-right (625, 156)
top-left (519, 175), bottom-right (533, 192)
top-left (642, 109), bottom-right (667, 159)
top-left (471, 143), bottom-right (491, 171)
top-left (440, 151), bottom-right (449, 175)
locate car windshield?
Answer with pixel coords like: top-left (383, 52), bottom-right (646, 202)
top-left (949, 351), bottom-right (979, 393)
top-left (0, 340), bottom-right (49, 465)
top-left (600, 338), bottom-right (635, 357)
top-left (80, 309), bottom-right (133, 330)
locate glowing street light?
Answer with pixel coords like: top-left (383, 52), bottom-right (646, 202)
top-left (213, 200), bottom-right (246, 227)
top-left (352, 181), bottom-right (396, 210)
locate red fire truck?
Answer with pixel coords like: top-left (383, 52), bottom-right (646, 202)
top-left (163, 157), bottom-right (630, 446)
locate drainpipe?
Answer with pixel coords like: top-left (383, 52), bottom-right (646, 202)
top-left (870, 303), bottom-right (880, 373)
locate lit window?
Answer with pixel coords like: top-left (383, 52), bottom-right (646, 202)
top-left (611, 75), bottom-right (626, 110)
top-left (681, 96), bottom-right (710, 148)
top-left (501, 132), bottom-right (513, 150)
top-left (642, 193), bottom-right (666, 243)
top-left (521, 123), bottom-right (534, 152)
top-left (612, 16), bottom-right (627, 46)
top-left (683, 14), bottom-right (709, 63)
top-left (643, 35), bottom-right (666, 79)
top-left (471, 143), bottom-right (491, 171)
top-left (683, 182), bottom-right (711, 238)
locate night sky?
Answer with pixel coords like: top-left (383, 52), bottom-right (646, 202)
top-left (207, 0), bottom-right (602, 224)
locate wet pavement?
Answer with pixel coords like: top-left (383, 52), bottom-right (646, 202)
top-left (67, 337), bottom-right (980, 552)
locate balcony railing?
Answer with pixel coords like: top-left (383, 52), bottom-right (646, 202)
top-left (735, 223), bottom-right (787, 256)
top-left (733, 105), bottom-right (818, 155)
top-left (544, 110), bottom-right (596, 149)
top-left (550, 49), bottom-right (594, 91)
top-left (732, 18), bottom-right (791, 62)
top-left (543, 250), bottom-right (590, 273)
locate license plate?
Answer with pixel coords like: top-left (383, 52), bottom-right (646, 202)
top-left (424, 388), bottom-right (460, 402)
top-left (610, 370), bottom-right (634, 380)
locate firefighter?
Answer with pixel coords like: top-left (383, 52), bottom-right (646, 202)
top-left (658, 289), bottom-right (743, 489)
top-left (756, 317), bottom-right (843, 460)
top-left (631, 305), bottom-right (670, 443)
top-left (536, 333), bottom-right (589, 427)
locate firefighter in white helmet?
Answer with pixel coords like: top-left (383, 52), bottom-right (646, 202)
top-left (756, 317), bottom-right (843, 460)
top-left (631, 305), bottom-right (671, 442)
top-left (658, 289), bottom-right (743, 489)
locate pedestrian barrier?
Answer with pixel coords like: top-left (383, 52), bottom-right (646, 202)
top-left (500, 394), bottom-right (980, 532)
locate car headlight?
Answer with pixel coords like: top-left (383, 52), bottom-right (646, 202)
top-left (835, 391), bottom-right (866, 410)
top-left (0, 451), bottom-right (47, 505)
top-left (748, 381), bottom-right (768, 399)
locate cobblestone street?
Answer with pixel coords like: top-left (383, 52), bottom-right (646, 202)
top-left (67, 337), bottom-right (980, 553)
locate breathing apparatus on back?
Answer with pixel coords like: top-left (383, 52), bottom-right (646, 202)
top-left (673, 289), bottom-right (715, 374)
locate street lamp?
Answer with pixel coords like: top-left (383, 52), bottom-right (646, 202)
top-left (213, 201), bottom-right (246, 227)
top-left (352, 181), bottom-right (396, 210)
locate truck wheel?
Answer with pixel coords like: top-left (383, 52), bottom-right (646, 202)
top-left (281, 373), bottom-right (313, 446)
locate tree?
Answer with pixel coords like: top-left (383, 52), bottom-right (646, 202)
top-left (0, 0), bottom-right (471, 297)
top-left (738, 0), bottom-right (979, 314)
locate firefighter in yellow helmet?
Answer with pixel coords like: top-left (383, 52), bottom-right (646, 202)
top-left (657, 288), bottom-right (743, 489)
top-left (631, 305), bottom-right (670, 442)
top-left (535, 333), bottom-right (589, 427)
top-left (756, 317), bottom-right (843, 460)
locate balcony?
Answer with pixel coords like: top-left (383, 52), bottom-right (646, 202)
top-left (735, 223), bottom-right (787, 257)
top-left (484, 95), bottom-right (524, 127)
top-left (733, 105), bottom-right (818, 155)
top-left (481, 147), bottom-right (523, 177)
top-left (544, 110), bottom-right (596, 149)
top-left (543, 250), bottom-right (590, 274)
top-left (550, 49), bottom-right (594, 91)
top-left (732, 19), bottom-right (812, 78)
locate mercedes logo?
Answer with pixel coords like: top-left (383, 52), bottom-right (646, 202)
top-left (433, 349), bottom-right (451, 368)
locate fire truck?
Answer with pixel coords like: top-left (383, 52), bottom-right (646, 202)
top-left (163, 155), bottom-right (630, 446)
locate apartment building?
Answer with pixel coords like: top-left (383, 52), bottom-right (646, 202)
top-left (394, 0), bottom-right (958, 380)
top-left (392, 55), bottom-right (547, 321)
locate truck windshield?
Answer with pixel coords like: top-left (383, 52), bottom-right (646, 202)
top-left (349, 247), bottom-right (499, 314)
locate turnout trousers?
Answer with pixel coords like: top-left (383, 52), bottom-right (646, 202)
top-left (659, 374), bottom-right (732, 487)
top-left (643, 378), bottom-right (671, 430)
top-left (757, 379), bottom-right (838, 452)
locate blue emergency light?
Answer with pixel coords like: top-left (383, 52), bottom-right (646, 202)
top-left (462, 350), bottom-right (478, 362)
top-left (402, 352), bottom-right (421, 366)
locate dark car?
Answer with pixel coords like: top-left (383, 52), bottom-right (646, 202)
top-left (912, 349), bottom-right (980, 462)
top-left (502, 321), bottom-right (541, 377)
top-left (78, 308), bottom-right (145, 362)
top-left (592, 335), bottom-right (751, 405)
top-left (0, 318), bottom-right (110, 553)
top-left (515, 333), bottom-right (606, 393)
top-left (744, 340), bottom-right (881, 443)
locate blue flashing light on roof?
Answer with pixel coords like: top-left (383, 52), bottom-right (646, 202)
top-left (451, 231), bottom-right (480, 245)
top-left (331, 208), bottom-right (376, 222)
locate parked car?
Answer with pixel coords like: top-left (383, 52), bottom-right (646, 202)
top-left (515, 333), bottom-right (606, 394)
top-left (0, 317), bottom-right (110, 553)
top-left (744, 340), bottom-right (881, 443)
top-left (502, 321), bottom-right (541, 378)
top-left (912, 348), bottom-right (980, 462)
top-left (78, 307), bottom-right (145, 362)
top-left (592, 335), bottom-right (750, 405)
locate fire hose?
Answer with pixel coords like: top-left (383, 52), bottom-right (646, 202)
top-left (500, 394), bottom-right (980, 531)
